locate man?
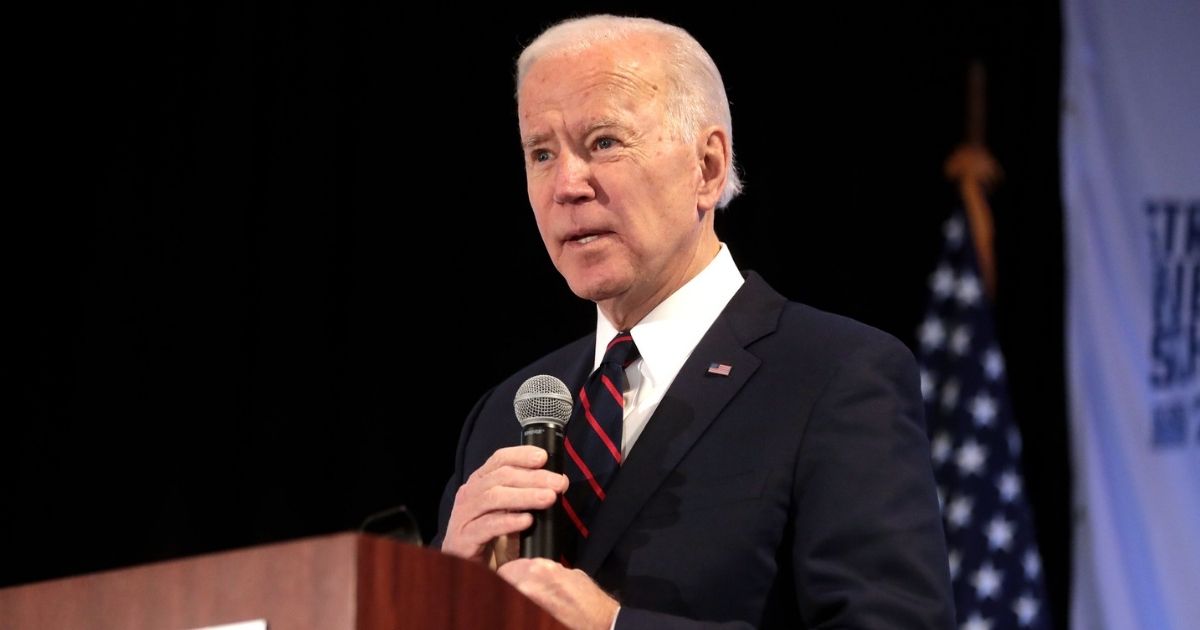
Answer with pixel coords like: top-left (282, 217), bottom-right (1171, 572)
top-left (433, 14), bottom-right (954, 629)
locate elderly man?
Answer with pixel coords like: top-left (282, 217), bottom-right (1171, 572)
top-left (433, 14), bottom-right (954, 630)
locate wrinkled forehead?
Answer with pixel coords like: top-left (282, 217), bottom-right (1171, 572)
top-left (517, 39), bottom-right (669, 118)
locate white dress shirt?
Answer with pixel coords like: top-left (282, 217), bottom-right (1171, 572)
top-left (593, 243), bottom-right (745, 457)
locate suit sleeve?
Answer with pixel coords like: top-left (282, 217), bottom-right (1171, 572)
top-left (430, 386), bottom-right (497, 550)
top-left (790, 334), bottom-right (955, 628)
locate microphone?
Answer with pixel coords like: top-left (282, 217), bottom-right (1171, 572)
top-left (513, 374), bottom-right (572, 560)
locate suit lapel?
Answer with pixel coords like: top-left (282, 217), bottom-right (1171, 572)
top-left (576, 273), bottom-right (786, 573)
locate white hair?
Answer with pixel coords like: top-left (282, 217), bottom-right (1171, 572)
top-left (516, 15), bottom-right (743, 209)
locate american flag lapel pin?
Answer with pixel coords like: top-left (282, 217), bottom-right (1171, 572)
top-left (707, 362), bottom-right (732, 376)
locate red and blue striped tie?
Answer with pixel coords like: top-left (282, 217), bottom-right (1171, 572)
top-left (562, 331), bottom-right (639, 557)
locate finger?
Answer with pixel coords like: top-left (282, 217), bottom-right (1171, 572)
top-left (458, 511), bottom-right (534, 545)
top-left (496, 557), bottom-right (537, 584)
top-left (441, 510), bottom-right (534, 561)
top-left (455, 468), bottom-right (556, 512)
top-left (449, 486), bottom-right (554, 539)
top-left (474, 485), bottom-right (559, 513)
top-left (476, 466), bottom-right (570, 492)
top-left (449, 480), bottom-right (558, 546)
top-left (473, 446), bottom-right (548, 477)
top-left (499, 559), bottom-right (564, 598)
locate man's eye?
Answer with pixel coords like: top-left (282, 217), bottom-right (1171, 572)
top-left (532, 150), bottom-right (552, 163)
top-left (594, 137), bottom-right (616, 150)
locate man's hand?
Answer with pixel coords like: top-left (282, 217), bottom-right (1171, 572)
top-left (440, 445), bottom-right (568, 564)
top-left (498, 558), bottom-right (620, 630)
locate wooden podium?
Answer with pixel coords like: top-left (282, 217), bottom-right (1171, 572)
top-left (0, 533), bottom-right (565, 630)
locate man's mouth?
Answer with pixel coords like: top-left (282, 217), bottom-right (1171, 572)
top-left (566, 230), bottom-right (612, 245)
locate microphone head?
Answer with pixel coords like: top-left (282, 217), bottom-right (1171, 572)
top-left (514, 375), bottom-right (573, 428)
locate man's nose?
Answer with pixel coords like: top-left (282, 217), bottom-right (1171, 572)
top-left (553, 151), bottom-right (595, 205)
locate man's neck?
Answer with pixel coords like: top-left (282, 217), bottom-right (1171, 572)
top-left (597, 236), bottom-right (722, 330)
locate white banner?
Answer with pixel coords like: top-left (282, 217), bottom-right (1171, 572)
top-left (1063, 1), bottom-right (1200, 629)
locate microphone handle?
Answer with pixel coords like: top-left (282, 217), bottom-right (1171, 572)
top-left (520, 422), bottom-right (564, 560)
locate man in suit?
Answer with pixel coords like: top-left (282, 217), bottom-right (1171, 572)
top-left (432, 14), bottom-right (954, 629)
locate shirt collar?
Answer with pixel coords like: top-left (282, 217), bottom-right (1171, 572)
top-left (594, 244), bottom-right (745, 387)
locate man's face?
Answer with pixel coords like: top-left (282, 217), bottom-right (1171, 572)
top-left (518, 37), bottom-right (715, 323)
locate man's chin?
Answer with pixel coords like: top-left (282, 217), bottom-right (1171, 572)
top-left (564, 275), bottom-right (631, 305)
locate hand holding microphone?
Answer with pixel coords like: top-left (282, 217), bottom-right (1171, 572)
top-left (438, 375), bottom-right (571, 565)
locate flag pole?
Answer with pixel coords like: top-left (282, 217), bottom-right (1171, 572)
top-left (944, 59), bottom-right (1002, 299)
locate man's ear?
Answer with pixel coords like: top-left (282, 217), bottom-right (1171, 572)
top-left (696, 125), bottom-right (730, 213)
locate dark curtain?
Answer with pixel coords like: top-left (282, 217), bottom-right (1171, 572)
top-left (8, 2), bottom-right (1065, 627)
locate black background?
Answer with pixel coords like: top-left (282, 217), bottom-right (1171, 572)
top-left (8, 2), bottom-right (1068, 627)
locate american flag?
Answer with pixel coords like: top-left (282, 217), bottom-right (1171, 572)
top-left (916, 212), bottom-right (1051, 629)
top-left (707, 362), bottom-right (732, 376)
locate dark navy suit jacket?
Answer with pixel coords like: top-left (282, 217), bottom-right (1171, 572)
top-left (433, 273), bottom-right (954, 629)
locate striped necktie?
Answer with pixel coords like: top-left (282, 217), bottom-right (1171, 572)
top-left (561, 331), bottom-right (639, 558)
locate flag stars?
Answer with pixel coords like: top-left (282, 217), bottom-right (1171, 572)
top-left (946, 495), bottom-right (974, 529)
top-left (950, 325), bottom-right (974, 356)
top-left (983, 347), bottom-right (1005, 380)
top-left (1008, 428), bottom-right (1023, 456)
top-left (998, 470), bottom-right (1022, 502)
top-left (921, 212), bottom-right (1049, 629)
top-left (1014, 594), bottom-right (1040, 626)
top-left (986, 516), bottom-right (1015, 551)
top-left (961, 613), bottom-right (994, 630)
top-left (931, 431), bottom-right (953, 464)
top-left (920, 316), bottom-right (947, 351)
top-left (971, 562), bottom-right (1004, 600)
top-left (1023, 550), bottom-right (1042, 579)
top-left (931, 264), bottom-right (956, 298)
top-left (956, 273), bottom-right (983, 306)
top-left (970, 393), bottom-right (998, 427)
top-left (944, 216), bottom-right (966, 246)
top-left (941, 378), bottom-right (961, 413)
top-left (921, 369), bottom-right (936, 401)
top-left (956, 439), bottom-right (988, 476)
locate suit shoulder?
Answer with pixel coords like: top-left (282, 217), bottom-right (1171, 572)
top-left (774, 300), bottom-right (915, 364)
top-left (735, 272), bottom-right (913, 365)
